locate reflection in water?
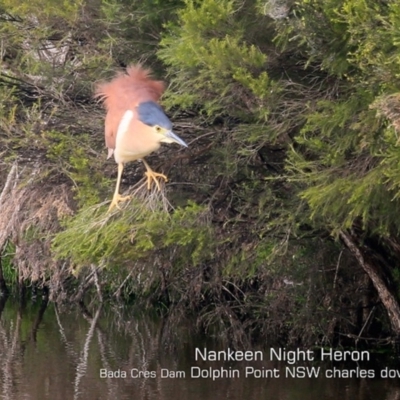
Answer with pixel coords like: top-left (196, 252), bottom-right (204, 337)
top-left (0, 292), bottom-right (399, 400)
top-left (73, 303), bottom-right (102, 400)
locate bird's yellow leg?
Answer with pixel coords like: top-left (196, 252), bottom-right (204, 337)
top-left (142, 159), bottom-right (168, 190)
top-left (108, 162), bottom-right (130, 212)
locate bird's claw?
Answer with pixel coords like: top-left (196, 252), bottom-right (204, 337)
top-left (108, 194), bottom-right (130, 212)
top-left (145, 171), bottom-right (168, 190)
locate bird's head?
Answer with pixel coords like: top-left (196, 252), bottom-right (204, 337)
top-left (137, 101), bottom-right (188, 147)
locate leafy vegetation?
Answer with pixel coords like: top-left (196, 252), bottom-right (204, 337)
top-left (1, 0), bottom-right (400, 347)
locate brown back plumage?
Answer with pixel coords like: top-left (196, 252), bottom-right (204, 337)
top-left (95, 65), bottom-right (165, 154)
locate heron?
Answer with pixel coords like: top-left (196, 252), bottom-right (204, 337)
top-left (95, 65), bottom-right (187, 211)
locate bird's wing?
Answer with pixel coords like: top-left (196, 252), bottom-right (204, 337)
top-left (104, 108), bottom-right (124, 156)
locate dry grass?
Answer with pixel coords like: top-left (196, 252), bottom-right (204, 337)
top-left (0, 161), bottom-right (74, 287)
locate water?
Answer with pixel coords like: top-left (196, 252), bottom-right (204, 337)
top-left (0, 295), bottom-right (399, 400)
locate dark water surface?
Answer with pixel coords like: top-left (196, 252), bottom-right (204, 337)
top-left (0, 295), bottom-right (399, 400)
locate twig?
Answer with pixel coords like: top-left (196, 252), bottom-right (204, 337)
top-left (333, 250), bottom-right (343, 290)
top-left (356, 306), bottom-right (376, 345)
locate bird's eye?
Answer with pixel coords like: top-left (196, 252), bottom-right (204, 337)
top-left (155, 126), bottom-right (162, 133)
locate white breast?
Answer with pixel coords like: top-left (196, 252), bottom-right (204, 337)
top-left (113, 109), bottom-right (161, 164)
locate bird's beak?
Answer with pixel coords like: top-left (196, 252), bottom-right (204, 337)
top-left (165, 130), bottom-right (188, 147)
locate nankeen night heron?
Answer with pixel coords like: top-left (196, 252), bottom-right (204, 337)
top-left (95, 65), bottom-right (187, 211)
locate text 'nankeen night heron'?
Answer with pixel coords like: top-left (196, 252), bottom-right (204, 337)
top-left (95, 65), bottom-right (187, 211)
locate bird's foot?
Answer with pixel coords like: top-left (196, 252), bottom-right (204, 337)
top-left (108, 193), bottom-right (130, 212)
top-left (145, 170), bottom-right (168, 190)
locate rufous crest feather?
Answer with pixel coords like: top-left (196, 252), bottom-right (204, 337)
top-left (94, 64), bottom-right (165, 108)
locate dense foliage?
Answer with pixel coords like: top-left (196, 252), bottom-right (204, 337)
top-left (1, 0), bottom-right (400, 346)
